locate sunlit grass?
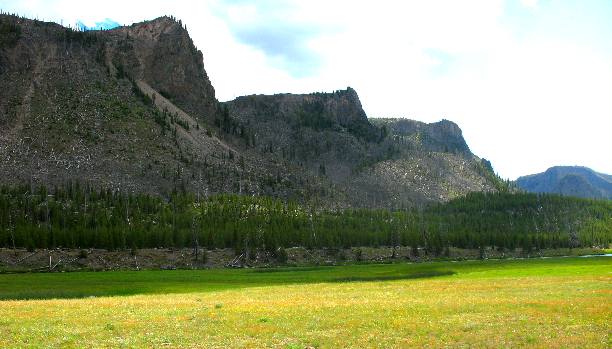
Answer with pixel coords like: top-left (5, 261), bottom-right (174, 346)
top-left (0, 257), bottom-right (610, 348)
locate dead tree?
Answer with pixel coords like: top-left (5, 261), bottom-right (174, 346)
top-left (191, 215), bottom-right (199, 261)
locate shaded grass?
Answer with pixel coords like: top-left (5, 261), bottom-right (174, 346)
top-left (251, 266), bottom-right (330, 273)
top-left (0, 256), bottom-right (609, 300)
top-left (331, 270), bottom-right (456, 282)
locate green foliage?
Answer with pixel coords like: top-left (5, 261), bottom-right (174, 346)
top-left (273, 247), bottom-right (288, 263)
top-left (297, 101), bottom-right (334, 131)
top-left (131, 80), bottom-right (151, 105)
top-left (153, 110), bottom-right (170, 132)
top-left (318, 164), bottom-right (326, 176)
top-left (115, 62), bottom-right (127, 80)
top-left (0, 183), bottom-right (609, 251)
top-left (0, 18), bottom-right (21, 48)
top-left (475, 158), bottom-right (511, 192)
top-left (353, 248), bottom-right (363, 262)
top-left (295, 100), bottom-right (381, 142)
top-left (58, 27), bottom-right (99, 47)
top-left (346, 119), bottom-right (383, 143)
top-left (353, 142), bottom-right (400, 174)
top-left (158, 89), bottom-right (173, 101)
top-left (214, 103), bottom-right (254, 146)
top-left (174, 117), bottom-right (190, 130)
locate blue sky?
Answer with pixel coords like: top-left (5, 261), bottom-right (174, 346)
top-left (76, 18), bottom-right (120, 31)
top-left (1, 0), bottom-right (610, 179)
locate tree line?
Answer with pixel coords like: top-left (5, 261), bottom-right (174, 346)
top-left (0, 183), bottom-right (609, 254)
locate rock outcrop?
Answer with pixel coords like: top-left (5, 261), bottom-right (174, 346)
top-left (105, 16), bottom-right (217, 121)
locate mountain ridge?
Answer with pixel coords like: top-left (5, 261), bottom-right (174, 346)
top-left (0, 14), bottom-right (502, 208)
top-left (516, 166), bottom-right (612, 200)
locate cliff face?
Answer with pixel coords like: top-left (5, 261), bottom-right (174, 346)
top-left (105, 16), bottom-right (217, 121)
top-left (227, 88), bottom-right (378, 140)
top-left (0, 14), bottom-right (501, 208)
top-left (376, 118), bottom-right (471, 154)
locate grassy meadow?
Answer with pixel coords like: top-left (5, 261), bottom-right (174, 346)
top-left (0, 257), bottom-right (610, 348)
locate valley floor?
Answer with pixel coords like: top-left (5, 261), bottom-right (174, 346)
top-left (0, 257), bottom-right (610, 348)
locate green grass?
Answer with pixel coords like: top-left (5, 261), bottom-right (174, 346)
top-left (0, 257), bottom-right (608, 301)
top-left (0, 257), bottom-right (610, 348)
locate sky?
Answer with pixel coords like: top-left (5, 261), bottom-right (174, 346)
top-left (1, 0), bottom-right (610, 179)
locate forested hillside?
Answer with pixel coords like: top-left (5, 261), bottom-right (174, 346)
top-left (1, 183), bottom-right (609, 254)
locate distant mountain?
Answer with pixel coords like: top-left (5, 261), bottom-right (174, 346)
top-left (516, 166), bottom-right (612, 200)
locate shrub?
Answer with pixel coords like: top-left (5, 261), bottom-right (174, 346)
top-left (353, 248), bottom-right (363, 262)
top-left (0, 20), bottom-right (21, 48)
top-left (274, 247), bottom-right (288, 264)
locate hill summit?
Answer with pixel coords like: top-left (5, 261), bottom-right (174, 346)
top-left (516, 166), bottom-right (612, 200)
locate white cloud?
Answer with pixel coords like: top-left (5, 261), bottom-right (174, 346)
top-left (521, 0), bottom-right (539, 9)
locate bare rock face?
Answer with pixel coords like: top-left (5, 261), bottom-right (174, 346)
top-left (106, 16), bottom-right (217, 121)
top-left (380, 118), bottom-right (471, 154)
top-left (227, 87), bottom-right (379, 141)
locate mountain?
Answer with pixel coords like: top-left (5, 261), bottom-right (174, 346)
top-left (0, 14), bottom-right (503, 208)
top-left (516, 166), bottom-right (612, 200)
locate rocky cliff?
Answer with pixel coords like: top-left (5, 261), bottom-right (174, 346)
top-left (105, 16), bottom-right (217, 121)
top-left (0, 14), bottom-right (502, 207)
top-left (376, 118), bottom-right (471, 154)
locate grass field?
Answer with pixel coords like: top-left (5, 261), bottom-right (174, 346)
top-left (0, 257), bottom-right (610, 348)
